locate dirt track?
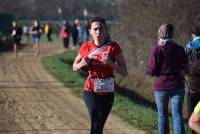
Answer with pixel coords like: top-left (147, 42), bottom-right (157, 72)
top-left (0, 44), bottom-right (146, 134)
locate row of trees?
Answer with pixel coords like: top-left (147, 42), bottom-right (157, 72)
top-left (0, 0), bottom-right (116, 20)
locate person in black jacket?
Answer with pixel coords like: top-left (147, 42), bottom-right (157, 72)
top-left (70, 20), bottom-right (78, 49)
top-left (11, 20), bottom-right (22, 58)
top-left (185, 25), bottom-right (200, 134)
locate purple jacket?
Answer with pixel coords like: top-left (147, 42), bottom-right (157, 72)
top-left (146, 40), bottom-right (187, 90)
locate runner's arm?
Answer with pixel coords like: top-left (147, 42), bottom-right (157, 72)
top-left (108, 53), bottom-right (128, 76)
top-left (73, 53), bottom-right (90, 71)
top-left (189, 112), bottom-right (200, 134)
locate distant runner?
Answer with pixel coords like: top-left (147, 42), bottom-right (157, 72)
top-left (30, 20), bottom-right (42, 57)
top-left (11, 20), bottom-right (22, 58)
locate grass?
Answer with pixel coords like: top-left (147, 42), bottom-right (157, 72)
top-left (42, 50), bottom-right (85, 96)
top-left (42, 50), bottom-right (191, 134)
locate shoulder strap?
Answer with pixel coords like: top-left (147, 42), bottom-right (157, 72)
top-left (88, 42), bottom-right (110, 58)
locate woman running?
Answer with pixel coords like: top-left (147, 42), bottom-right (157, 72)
top-left (73, 17), bottom-right (128, 134)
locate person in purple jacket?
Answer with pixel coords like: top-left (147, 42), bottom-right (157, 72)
top-left (147, 24), bottom-right (188, 134)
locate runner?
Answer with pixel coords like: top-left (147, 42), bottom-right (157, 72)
top-left (30, 20), bottom-right (42, 57)
top-left (189, 101), bottom-right (200, 134)
top-left (73, 17), bottom-right (128, 134)
top-left (146, 24), bottom-right (187, 134)
top-left (11, 20), bottom-right (22, 58)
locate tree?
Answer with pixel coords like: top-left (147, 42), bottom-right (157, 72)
top-left (0, 0), bottom-right (116, 20)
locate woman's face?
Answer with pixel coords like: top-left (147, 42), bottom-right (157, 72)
top-left (89, 21), bottom-right (106, 42)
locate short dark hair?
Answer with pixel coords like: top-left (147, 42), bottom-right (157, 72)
top-left (192, 25), bottom-right (200, 36)
top-left (89, 17), bottom-right (106, 29)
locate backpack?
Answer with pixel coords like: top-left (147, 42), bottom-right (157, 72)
top-left (186, 48), bottom-right (200, 92)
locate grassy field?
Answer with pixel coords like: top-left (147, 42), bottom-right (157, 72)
top-left (42, 50), bottom-right (191, 133)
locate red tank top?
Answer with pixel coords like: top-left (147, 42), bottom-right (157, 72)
top-left (79, 40), bottom-right (122, 94)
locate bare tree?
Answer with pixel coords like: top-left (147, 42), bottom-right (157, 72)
top-left (113, 0), bottom-right (200, 72)
top-left (109, 0), bottom-right (200, 101)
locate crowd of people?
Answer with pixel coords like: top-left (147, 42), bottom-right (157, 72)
top-left (60, 19), bottom-right (90, 49)
top-left (10, 18), bottom-right (90, 58)
top-left (9, 17), bottom-right (200, 134)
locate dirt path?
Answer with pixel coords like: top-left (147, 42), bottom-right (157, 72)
top-left (0, 44), bottom-right (146, 134)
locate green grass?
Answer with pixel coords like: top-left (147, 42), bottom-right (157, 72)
top-left (42, 50), bottom-right (191, 134)
top-left (42, 51), bottom-right (84, 96)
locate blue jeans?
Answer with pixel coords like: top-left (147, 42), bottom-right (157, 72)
top-left (154, 88), bottom-right (185, 134)
top-left (83, 90), bottom-right (114, 134)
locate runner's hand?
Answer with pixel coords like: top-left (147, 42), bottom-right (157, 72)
top-left (80, 57), bottom-right (90, 67)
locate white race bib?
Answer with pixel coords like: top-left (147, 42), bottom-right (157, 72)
top-left (94, 78), bottom-right (114, 93)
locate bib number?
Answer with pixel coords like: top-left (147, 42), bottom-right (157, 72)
top-left (94, 78), bottom-right (114, 93)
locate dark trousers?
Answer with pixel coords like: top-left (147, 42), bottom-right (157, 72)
top-left (47, 33), bottom-right (52, 41)
top-left (83, 90), bottom-right (114, 134)
top-left (72, 36), bottom-right (77, 47)
top-left (63, 37), bottom-right (69, 49)
top-left (187, 91), bottom-right (200, 134)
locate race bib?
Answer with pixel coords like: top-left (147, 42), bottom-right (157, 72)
top-left (94, 78), bottom-right (114, 92)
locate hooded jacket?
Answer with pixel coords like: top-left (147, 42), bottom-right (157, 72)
top-left (147, 40), bottom-right (187, 90)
